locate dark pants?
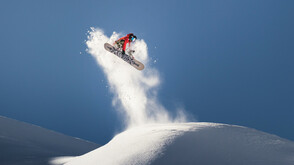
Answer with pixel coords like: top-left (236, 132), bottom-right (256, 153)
top-left (115, 40), bottom-right (125, 49)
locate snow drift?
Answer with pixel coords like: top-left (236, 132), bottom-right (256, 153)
top-left (52, 123), bottom-right (294, 165)
top-left (0, 116), bottom-right (99, 165)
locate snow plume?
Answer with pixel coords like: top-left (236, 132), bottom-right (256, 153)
top-left (86, 28), bottom-right (187, 127)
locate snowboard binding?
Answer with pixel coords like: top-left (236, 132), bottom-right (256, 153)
top-left (128, 50), bottom-right (135, 60)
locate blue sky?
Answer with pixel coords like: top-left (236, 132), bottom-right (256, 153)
top-left (0, 0), bottom-right (293, 144)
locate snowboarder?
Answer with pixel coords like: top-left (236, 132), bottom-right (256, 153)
top-left (114, 33), bottom-right (137, 55)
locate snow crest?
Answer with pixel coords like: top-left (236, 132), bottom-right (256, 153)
top-left (52, 123), bottom-right (294, 165)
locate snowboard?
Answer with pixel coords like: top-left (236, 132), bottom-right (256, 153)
top-left (104, 43), bottom-right (144, 71)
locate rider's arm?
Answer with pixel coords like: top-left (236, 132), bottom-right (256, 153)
top-left (122, 38), bottom-right (129, 51)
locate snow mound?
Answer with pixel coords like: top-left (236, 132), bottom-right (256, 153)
top-left (52, 122), bottom-right (294, 165)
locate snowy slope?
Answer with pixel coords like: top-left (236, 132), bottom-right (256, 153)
top-left (53, 122), bottom-right (294, 165)
top-left (0, 116), bottom-right (100, 165)
top-left (69, 29), bottom-right (294, 165)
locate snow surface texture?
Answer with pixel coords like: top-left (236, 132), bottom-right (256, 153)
top-left (53, 123), bottom-right (294, 165)
top-left (85, 28), bottom-right (187, 127)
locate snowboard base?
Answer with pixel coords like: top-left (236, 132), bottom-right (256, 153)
top-left (104, 43), bottom-right (144, 70)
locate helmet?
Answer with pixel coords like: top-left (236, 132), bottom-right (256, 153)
top-left (128, 33), bottom-right (136, 42)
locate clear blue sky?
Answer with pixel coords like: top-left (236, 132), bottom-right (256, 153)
top-left (0, 0), bottom-right (293, 144)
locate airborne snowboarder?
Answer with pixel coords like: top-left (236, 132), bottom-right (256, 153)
top-left (104, 33), bottom-right (144, 70)
top-left (114, 33), bottom-right (137, 55)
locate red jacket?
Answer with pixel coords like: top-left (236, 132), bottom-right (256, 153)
top-left (117, 33), bottom-right (133, 51)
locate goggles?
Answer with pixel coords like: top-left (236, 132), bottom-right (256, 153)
top-left (131, 37), bottom-right (136, 42)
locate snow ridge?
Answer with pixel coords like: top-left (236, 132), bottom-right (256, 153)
top-left (54, 123), bottom-right (294, 165)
